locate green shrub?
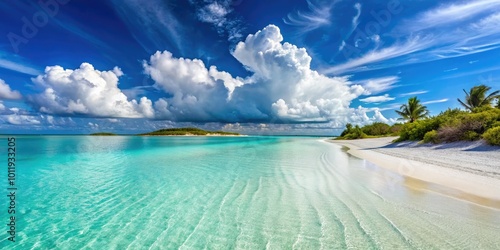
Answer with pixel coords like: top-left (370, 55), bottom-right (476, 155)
top-left (343, 125), bottom-right (367, 139)
top-left (340, 123), bottom-right (353, 137)
top-left (462, 131), bottom-right (480, 141)
top-left (483, 127), bottom-right (500, 146)
top-left (389, 123), bottom-right (403, 135)
top-left (362, 122), bottom-right (391, 136)
top-left (431, 109), bottom-right (499, 142)
top-left (423, 130), bottom-right (439, 144)
top-left (430, 109), bottom-right (461, 128)
top-left (462, 108), bottom-right (500, 131)
top-left (338, 122), bottom-right (391, 139)
top-left (396, 108), bottom-right (500, 143)
top-left (396, 118), bottom-right (440, 141)
top-left (472, 106), bottom-right (497, 113)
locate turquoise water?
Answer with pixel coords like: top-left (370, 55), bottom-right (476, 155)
top-left (1, 136), bottom-right (500, 249)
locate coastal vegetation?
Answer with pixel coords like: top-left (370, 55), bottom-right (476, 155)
top-left (337, 84), bottom-right (500, 145)
top-left (140, 127), bottom-right (240, 136)
top-left (336, 122), bottom-right (402, 139)
top-left (396, 107), bottom-right (500, 144)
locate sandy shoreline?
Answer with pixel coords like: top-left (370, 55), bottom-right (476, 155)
top-left (328, 137), bottom-right (500, 206)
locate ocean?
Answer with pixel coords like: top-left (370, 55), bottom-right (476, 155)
top-left (2, 136), bottom-right (499, 249)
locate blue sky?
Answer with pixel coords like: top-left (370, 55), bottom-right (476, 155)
top-left (1, 0), bottom-right (499, 135)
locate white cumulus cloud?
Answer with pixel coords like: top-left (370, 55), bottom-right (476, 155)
top-left (143, 51), bottom-right (246, 121)
top-left (232, 25), bottom-right (365, 122)
top-left (0, 79), bottom-right (22, 100)
top-left (6, 115), bottom-right (41, 125)
top-left (29, 63), bottom-right (155, 118)
top-left (143, 24), bottom-right (391, 125)
top-left (21, 25), bottom-right (393, 128)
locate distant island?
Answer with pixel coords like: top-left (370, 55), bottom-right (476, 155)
top-left (140, 127), bottom-right (240, 136)
top-left (90, 132), bottom-right (117, 136)
top-left (89, 128), bottom-right (240, 136)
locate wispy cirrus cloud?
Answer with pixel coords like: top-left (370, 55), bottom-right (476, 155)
top-left (323, 36), bottom-right (433, 74)
top-left (0, 58), bottom-right (40, 75)
top-left (0, 51), bottom-right (41, 75)
top-left (51, 17), bottom-right (114, 52)
top-left (399, 90), bottom-right (428, 97)
top-left (197, 2), bottom-right (229, 25)
top-left (372, 98), bottom-right (445, 112)
top-left (443, 68), bottom-right (458, 72)
top-left (339, 3), bottom-right (362, 52)
top-left (352, 3), bottom-right (362, 27)
top-left (324, 1), bottom-right (500, 75)
top-left (422, 98), bottom-right (449, 105)
top-left (110, 0), bottom-right (185, 53)
top-left (354, 76), bottom-right (400, 95)
top-left (403, 0), bottom-right (500, 33)
top-left (359, 94), bottom-right (395, 103)
top-left (379, 103), bottom-right (402, 111)
top-left (194, 0), bottom-right (243, 41)
top-left (283, 0), bottom-right (338, 34)
top-left (439, 65), bottom-right (500, 80)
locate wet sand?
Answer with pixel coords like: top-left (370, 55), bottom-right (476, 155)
top-left (329, 137), bottom-right (500, 206)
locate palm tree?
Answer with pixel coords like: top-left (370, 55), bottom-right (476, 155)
top-left (395, 97), bottom-right (429, 123)
top-left (457, 84), bottom-right (500, 111)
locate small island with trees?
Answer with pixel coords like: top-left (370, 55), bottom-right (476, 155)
top-left (90, 132), bottom-right (118, 136)
top-left (90, 127), bottom-right (240, 136)
top-left (139, 127), bottom-right (240, 136)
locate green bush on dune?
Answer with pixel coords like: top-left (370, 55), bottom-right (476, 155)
top-left (436, 108), bottom-right (499, 143)
top-left (483, 126), bottom-right (500, 146)
top-left (395, 107), bottom-right (500, 143)
top-left (395, 118), bottom-right (440, 142)
top-left (422, 130), bottom-right (439, 144)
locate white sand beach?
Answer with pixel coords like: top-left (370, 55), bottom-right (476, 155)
top-left (329, 137), bottom-right (500, 205)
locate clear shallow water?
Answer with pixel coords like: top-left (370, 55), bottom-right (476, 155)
top-left (2, 136), bottom-right (500, 249)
